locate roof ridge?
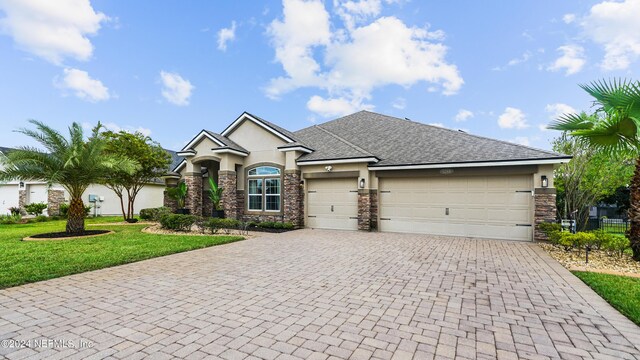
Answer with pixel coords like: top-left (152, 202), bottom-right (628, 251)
top-left (313, 124), bottom-right (374, 157)
top-left (370, 111), bottom-right (564, 157)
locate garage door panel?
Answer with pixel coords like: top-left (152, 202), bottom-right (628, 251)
top-left (306, 178), bottom-right (358, 231)
top-left (380, 175), bottom-right (533, 241)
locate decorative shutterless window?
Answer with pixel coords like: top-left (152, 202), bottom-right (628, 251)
top-left (247, 166), bottom-right (281, 212)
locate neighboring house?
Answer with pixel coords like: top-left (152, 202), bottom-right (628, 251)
top-left (165, 111), bottom-right (570, 241)
top-left (0, 147), bottom-right (181, 216)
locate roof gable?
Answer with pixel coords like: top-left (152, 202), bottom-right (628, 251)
top-left (221, 112), bottom-right (296, 143)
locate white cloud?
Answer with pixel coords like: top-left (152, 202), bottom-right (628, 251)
top-left (266, 0), bottom-right (463, 117)
top-left (428, 122), bottom-right (445, 128)
top-left (56, 68), bottom-right (110, 102)
top-left (0, 0), bottom-right (108, 65)
top-left (582, 0), bottom-right (640, 70)
top-left (507, 51), bottom-right (531, 66)
top-left (547, 44), bottom-right (586, 75)
top-left (392, 97), bottom-right (406, 110)
top-left (454, 109), bottom-right (473, 122)
top-left (498, 107), bottom-right (529, 129)
top-left (545, 103), bottom-right (577, 120)
top-left (159, 71), bottom-right (194, 106)
top-left (563, 13), bottom-right (576, 24)
top-left (306, 95), bottom-right (373, 117)
top-left (510, 136), bottom-right (530, 146)
top-left (217, 21), bottom-right (236, 51)
top-left (334, 0), bottom-right (383, 30)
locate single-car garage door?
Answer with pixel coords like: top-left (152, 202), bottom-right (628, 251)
top-left (379, 175), bottom-right (533, 241)
top-left (0, 184), bottom-right (19, 215)
top-left (306, 178), bottom-right (358, 230)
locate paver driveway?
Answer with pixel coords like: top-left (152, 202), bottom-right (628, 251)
top-left (1, 230), bottom-right (639, 360)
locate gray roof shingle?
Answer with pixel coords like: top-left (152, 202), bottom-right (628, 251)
top-left (203, 131), bottom-right (249, 153)
top-left (294, 111), bottom-right (568, 166)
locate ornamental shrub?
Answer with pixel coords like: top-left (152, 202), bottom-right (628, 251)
top-left (602, 234), bottom-right (630, 257)
top-left (24, 202), bottom-right (47, 216)
top-left (538, 222), bottom-right (561, 237)
top-left (140, 207), bottom-right (172, 221)
top-left (159, 214), bottom-right (197, 231)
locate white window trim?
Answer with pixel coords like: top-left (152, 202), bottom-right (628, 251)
top-left (247, 166), bottom-right (282, 212)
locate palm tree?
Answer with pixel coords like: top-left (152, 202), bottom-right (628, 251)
top-left (0, 120), bottom-right (136, 234)
top-left (549, 79), bottom-right (640, 260)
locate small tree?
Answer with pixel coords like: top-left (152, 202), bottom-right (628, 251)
top-left (552, 131), bottom-right (633, 227)
top-left (0, 121), bottom-right (135, 234)
top-left (101, 131), bottom-right (171, 221)
top-left (549, 79), bottom-right (640, 260)
top-left (208, 177), bottom-right (224, 211)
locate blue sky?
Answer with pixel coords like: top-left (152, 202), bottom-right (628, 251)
top-left (0, 0), bottom-right (638, 151)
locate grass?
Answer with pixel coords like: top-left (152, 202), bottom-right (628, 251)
top-left (572, 271), bottom-right (640, 326)
top-left (0, 217), bottom-right (243, 289)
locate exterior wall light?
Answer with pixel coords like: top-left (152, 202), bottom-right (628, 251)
top-left (359, 178), bottom-right (365, 189)
top-left (541, 175), bottom-right (548, 188)
top-left (19, 181), bottom-right (24, 189)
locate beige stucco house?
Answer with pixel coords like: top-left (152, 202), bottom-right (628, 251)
top-left (165, 111), bottom-right (570, 241)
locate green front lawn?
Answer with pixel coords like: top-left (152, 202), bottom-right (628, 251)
top-left (0, 217), bottom-right (243, 289)
top-left (572, 271), bottom-right (640, 326)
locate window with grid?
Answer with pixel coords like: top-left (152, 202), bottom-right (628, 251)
top-left (247, 166), bottom-right (281, 212)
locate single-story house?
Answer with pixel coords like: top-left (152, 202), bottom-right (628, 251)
top-left (164, 111), bottom-right (570, 241)
top-left (0, 147), bottom-right (182, 216)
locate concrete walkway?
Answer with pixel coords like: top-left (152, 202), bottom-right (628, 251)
top-left (1, 230), bottom-right (639, 359)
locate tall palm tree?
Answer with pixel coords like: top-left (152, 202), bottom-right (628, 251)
top-left (0, 120), bottom-right (136, 234)
top-left (549, 79), bottom-right (640, 260)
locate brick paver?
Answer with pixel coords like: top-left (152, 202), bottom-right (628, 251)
top-left (0, 230), bottom-right (639, 359)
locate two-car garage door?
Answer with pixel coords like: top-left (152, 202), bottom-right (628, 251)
top-left (378, 175), bottom-right (533, 241)
top-left (304, 174), bottom-right (534, 241)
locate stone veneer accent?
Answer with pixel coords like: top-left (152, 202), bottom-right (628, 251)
top-left (218, 171), bottom-right (238, 219)
top-left (370, 190), bottom-right (378, 231)
top-left (358, 189), bottom-right (372, 231)
top-left (47, 189), bottom-right (65, 216)
top-left (18, 189), bottom-right (26, 214)
top-left (184, 174), bottom-right (203, 216)
top-left (283, 170), bottom-right (303, 227)
top-left (534, 188), bottom-right (557, 241)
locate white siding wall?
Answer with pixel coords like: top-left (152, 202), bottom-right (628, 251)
top-left (0, 183), bottom-right (19, 215)
top-left (64, 184), bottom-right (165, 216)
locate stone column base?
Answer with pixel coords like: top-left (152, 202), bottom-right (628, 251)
top-left (219, 171), bottom-right (238, 219)
top-left (47, 189), bottom-right (65, 216)
top-left (534, 188), bottom-right (557, 241)
top-left (184, 173), bottom-right (203, 216)
top-left (284, 170), bottom-right (303, 227)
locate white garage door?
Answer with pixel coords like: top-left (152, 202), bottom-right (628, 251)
top-left (0, 184), bottom-right (19, 215)
top-left (379, 175), bottom-right (533, 241)
top-left (306, 178), bottom-right (358, 230)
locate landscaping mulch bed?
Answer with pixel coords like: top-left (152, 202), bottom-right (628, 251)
top-left (23, 230), bottom-right (114, 241)
top-left (142, 224), bottom-right (250, 237)
top-left (540, 243), bottom-right (640, 276)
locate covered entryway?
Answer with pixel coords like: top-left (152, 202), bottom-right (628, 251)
top-left (379, 175), bottom-right (533, 241)
top-left (306, 178), bottom-right (358, 230)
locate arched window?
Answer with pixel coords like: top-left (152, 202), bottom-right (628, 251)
top-left (247, 166), bottom-right (281, 212)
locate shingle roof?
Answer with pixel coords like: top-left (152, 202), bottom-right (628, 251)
top-left (203, 131), bottom-right (249, 153)
top-left (165, 149), bottom-right (184, 171)
top-left (294, 111), bottom-right (569, 166)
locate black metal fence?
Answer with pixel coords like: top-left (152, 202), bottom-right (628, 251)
top-left (581, 218), bottom-right (629, 233)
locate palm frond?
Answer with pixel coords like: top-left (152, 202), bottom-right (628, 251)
top-left (548, 113), bottom-right (594, 131)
